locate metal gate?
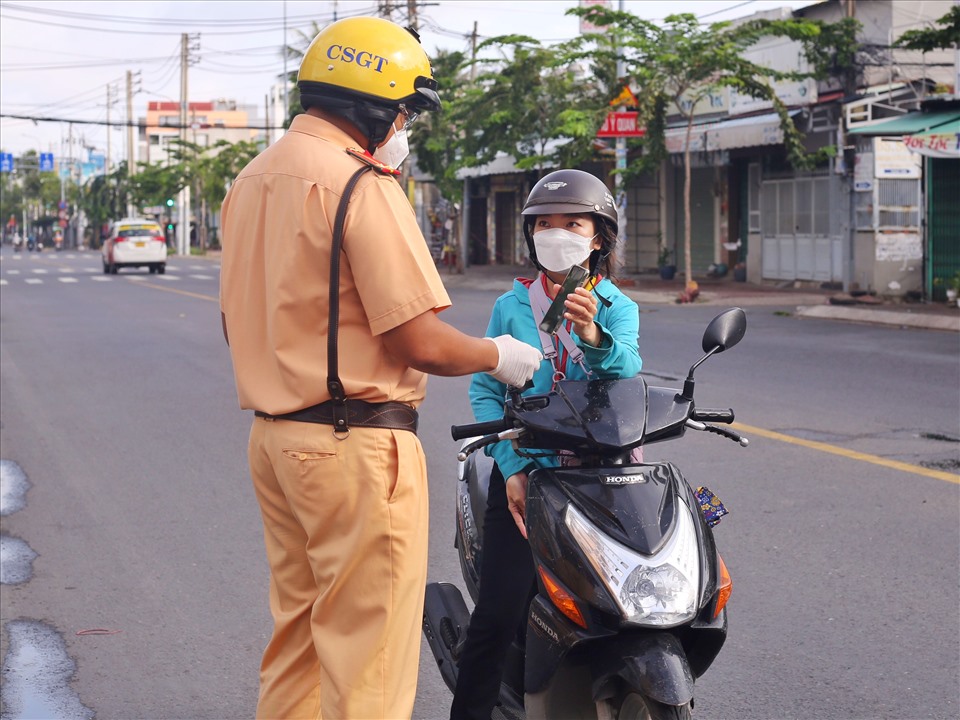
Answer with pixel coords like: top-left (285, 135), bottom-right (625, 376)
top-left (760, 175), bottom-right (842, 282)
top-left (928, 158), bottom-right (960, 299)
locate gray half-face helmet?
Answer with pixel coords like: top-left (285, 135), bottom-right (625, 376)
top-left (521, 169), bottom-right (617, 272)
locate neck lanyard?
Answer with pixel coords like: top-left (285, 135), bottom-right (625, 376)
top-left (529, 273), bottom-right (591, 386)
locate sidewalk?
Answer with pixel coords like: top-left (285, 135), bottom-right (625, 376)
top-left (198, 250), bottom-right (958, 332)
top-left (436, 263), bottom-right (960, 332)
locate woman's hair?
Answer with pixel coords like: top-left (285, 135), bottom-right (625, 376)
top-left (593, 215), bottom-right (619, 283)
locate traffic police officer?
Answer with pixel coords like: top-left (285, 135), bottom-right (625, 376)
top-left (219, 16), bottom-right (542, 720)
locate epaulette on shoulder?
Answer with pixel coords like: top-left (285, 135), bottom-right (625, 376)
top-left (345, 147), bottom-right (401, 176)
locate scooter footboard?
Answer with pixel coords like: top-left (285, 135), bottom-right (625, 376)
top-left (422, 582), bottom-right (471, 694)
top-left (589, 633), bottom-right (695, 706)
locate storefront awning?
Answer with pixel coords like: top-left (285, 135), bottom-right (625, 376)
top-left (664, 111), bottom-right (800, 154)
top-left (902, 119), bottom-right (960, 158)
top-left (847, 109), bottom-right (960, 136)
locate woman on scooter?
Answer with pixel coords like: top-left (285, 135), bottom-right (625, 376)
top-left (450, 168), bottom-right (642, 720)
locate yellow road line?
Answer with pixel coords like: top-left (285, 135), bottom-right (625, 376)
top-left (732, 422), bottom-right (960, 484)
top-left (136, 281), bottom-right (218, 303)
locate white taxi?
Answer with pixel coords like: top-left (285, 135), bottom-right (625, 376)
top-left (102, 218), bottom-right (167, 274)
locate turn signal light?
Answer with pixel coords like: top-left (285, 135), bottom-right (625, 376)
top-left (714, 553), bottom-right (732, 618)
top-left (538, 565), bottom-right (587, 629)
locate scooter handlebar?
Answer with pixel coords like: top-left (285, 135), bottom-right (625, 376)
top-left (692, 407), bottom-right (734, 424)
top-left (451, 419), bottom-right (512, 442)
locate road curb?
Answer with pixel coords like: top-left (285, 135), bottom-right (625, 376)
top-left (796, 304), bottom-right (960, 332)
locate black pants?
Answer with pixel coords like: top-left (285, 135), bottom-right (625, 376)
top-left (450, 463), bottom-right (536, 720)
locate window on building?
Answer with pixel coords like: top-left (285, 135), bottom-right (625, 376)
top-left (877, 178), bottom-right (920, 229)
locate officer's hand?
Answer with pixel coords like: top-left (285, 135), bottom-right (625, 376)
top-left (487, 335), bottom-right (542, 387)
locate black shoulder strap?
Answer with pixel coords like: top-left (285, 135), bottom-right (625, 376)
top-left (327, 164), bottom-right (374, 434)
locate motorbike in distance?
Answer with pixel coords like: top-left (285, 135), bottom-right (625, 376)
top-left (423, 307), bottom-right (749, 720)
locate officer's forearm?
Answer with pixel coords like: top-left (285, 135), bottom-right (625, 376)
top-left (382, 310), bottom-right (497, 377)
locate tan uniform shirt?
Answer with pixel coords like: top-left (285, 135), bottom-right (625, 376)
top-left (219, 113), bottom-right (450, 415)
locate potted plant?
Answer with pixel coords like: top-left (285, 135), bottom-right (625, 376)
top-left (948, 272), bottom-right (960, 305)
top-left (658, 245), bottom-right (676, 280)
top-left (733, 261), bottom-right (747, 282)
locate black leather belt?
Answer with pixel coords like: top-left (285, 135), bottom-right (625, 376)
top-left (255, 400), bottom-right (418, 434)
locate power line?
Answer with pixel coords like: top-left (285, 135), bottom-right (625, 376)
top-left (698, 0), bottom-right (758, 20)
top-left (0, 9), bottom-right (299, 36)
top-left (1, 111), bottom-right (284, 132)
top-left (1, 55), bottom-right (177, 72)
top-left (0, 4), bottom-right (379, 36)
top-left (0, 1), bottom-right (372, 27)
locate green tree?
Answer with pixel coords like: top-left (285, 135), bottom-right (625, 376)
top-left (894, 5), bottom-right (960, 52)
top-left (406, 48), bottom-right (471, 203)
top-left (567, 6), bottom-right (858, 292)
top-left (126, 138), bottom-right (261, 250)
top-left (411, 37), bottom-right (617, 203)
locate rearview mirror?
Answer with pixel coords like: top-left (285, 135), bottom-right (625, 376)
top-left (702, 307), bottom-right (747, 354)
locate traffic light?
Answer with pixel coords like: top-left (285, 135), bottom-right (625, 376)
top-left (166, 198), bottom-right (175, 207)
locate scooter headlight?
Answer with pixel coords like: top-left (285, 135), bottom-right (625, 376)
top-left (564, 501), bottom-right (699, 627)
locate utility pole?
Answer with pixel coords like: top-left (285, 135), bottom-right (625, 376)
top-left (843, 0), bottom-right (857, 293)
top-left (407, 0), bottom-right (418, 31)
top-left (126, 70), bottom-right (135, 216)
top-left (265, 93), bottom-right (271, 146)
top-left (283, 0), bottom-right (288, 127)
top-left (614, 0), bottom-right (627, 259)
top-left (178, 33), bottom-right (195, 256)
top-left (470, 21), bottom-right (478, 81)
top-left (106, 84), bottom-right (112, 175)
top-left (460, 20), bottom-right (480, 272)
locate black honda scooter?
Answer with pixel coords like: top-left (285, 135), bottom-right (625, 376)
top-left (423, 308), bottom-right (749, 720)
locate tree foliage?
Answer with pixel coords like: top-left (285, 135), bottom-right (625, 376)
top-left (562, 5), bottom-right (858, 289)
top-left (894, 6), bottom-right (960, 53)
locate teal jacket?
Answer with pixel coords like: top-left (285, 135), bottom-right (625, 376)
top-left (469, 276), bottom-right (642, 480)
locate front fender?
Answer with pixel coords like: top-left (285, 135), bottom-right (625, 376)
top-left (589, 633), bottom-right (695, 706)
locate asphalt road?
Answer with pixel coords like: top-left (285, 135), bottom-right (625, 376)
top-left (1, 247), bottom-right (957, 720)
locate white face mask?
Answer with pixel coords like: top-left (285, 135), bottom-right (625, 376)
top-left (373, 126), bottom-right (409, 169)
top-left (532, 227), bottom-right (595, 272)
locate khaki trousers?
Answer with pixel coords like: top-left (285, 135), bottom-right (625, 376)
top-left (248, 416), bottom-right (429, 720)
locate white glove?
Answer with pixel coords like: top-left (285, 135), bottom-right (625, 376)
top-left (486, 335), bottom-right (543, 387)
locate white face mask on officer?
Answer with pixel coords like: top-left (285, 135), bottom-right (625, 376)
top-left (373, 126), bottom-right (409, 169)
top-left (532, 227), bottom-right (596, 273)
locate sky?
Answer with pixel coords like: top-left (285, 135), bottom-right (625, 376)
top-left (0, 0), bottom-right (821, 163)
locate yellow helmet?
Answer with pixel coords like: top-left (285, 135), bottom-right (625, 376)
top-left (298, 16), bottom-right (440, 113)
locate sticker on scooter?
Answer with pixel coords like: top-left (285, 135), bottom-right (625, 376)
top-left (696, 486), bottom-right (729, 527)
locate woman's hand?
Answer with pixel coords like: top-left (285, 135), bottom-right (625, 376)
top-left (505, 472), bottom-right (529, 540)
top-left (557, 284), bottom-right (601, 347)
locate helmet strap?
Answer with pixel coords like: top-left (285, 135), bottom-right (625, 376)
top-left (523, 221), bottom-right (546, 274)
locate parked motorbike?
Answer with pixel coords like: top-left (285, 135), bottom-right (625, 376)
top-left (12, 234), bottom-right (23, 252)
top-left (423, 307), bottom-right (749, 720)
